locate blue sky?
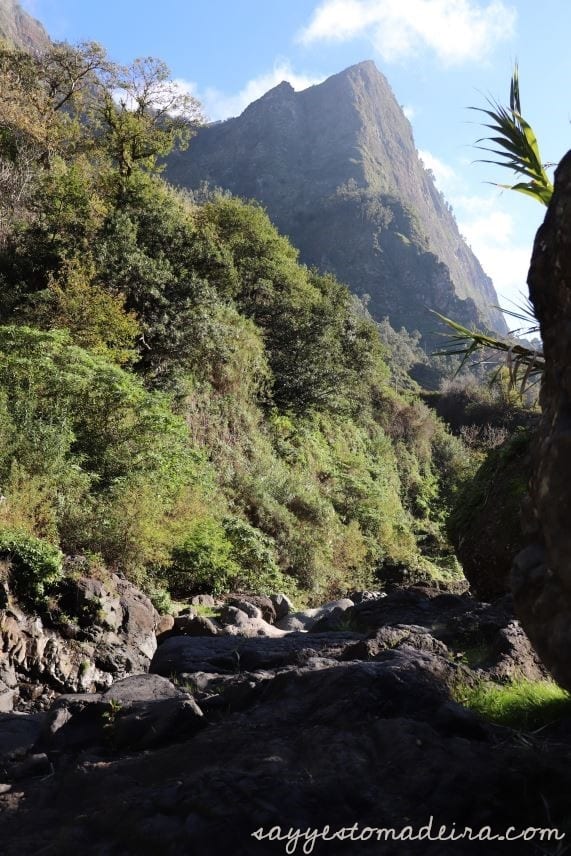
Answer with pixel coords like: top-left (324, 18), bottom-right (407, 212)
top-left (22, 0), bottom-right (571, 320)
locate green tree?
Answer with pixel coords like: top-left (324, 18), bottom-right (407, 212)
top-left (101, 56), bottom-right (202, 185)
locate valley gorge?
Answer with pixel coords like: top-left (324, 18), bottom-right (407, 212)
top-left (1, 1), bottom-right (571, 853)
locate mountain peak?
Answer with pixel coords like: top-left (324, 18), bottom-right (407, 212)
top-left (258, 79), bottom-right (295, 101)
top-left (241, 79), bottom-right (295, 117)
top-left (166, 64), bottom-right (507, 342)
top-left (339, 59), bottom-right (381, 76)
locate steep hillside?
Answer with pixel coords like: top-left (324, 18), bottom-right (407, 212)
top-left (0, 41), bottom-right (471, 607)
top-left (167, 61), bottom-right (507, 345)
top-left (0, 0), bottom-right (49, 50)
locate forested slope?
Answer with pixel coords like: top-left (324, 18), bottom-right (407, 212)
top-left (0, 40), bottom-right (468, 608)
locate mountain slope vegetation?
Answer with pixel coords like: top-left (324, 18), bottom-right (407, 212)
top-left (0, 38), bottom-right (469, 608)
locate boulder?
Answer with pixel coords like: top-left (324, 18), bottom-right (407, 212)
top-left (342, 624), bottom-right (450, 661)
top-left (0, 657), bottom-right (17, 712)
top-left (227, 595), bottom-right (277, 624)
top-left (218, 605), bottom-right (285, 638)
top-left (104, 673), bottom-right (186, 705)
top-left (150, 632), bottom-right (362, 678)
top-left (38, 674), bottom-right (204, 755)
top-left (70, 576), bottom-right (124, 632)
top-left (220, 601), bottom-right (262, 622)
top-left (346, 586), bottom-right (544, 683)
top-left (3, 584), bottom-right (571, 855)
top-left (190, 594), bottom-right (216, 608)
top-left (0, 712), bottom-right (43, 762)
top-left (172, 614), bottom-right (219, 637)
top-left (269, 592), bottom-right (294, 621)
top-left (348, 589), bottom-right (384, 605)
top-left (0, 574), bottom-right (159, 704)
top-left (274, 598), bottom-right (353, 632)
top-left (156, 615), bottom-right (175, 638)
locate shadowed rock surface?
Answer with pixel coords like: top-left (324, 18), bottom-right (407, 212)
top-left (167, 61), bottom-right (507, 348)
top-left (449, 430), bottom-right (534, 601)
top-left (512, 149), bottom-right (571, 691)
top-left (1, 584), bottom-right (567, 856)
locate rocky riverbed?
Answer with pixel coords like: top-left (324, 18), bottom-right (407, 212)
top-left (1, 579), bottom-right (570, 855)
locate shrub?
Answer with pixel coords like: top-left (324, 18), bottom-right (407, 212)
top-left (222, 516), bottom-right (298, 597)
top-left (0, 528), bottom-right (63, 608)
top-left (169, 518), bottom-right (239, 596)
top-left (0, 326), bottom-right (222, 584)
top-left (146, 583), bottom-right (172, 615)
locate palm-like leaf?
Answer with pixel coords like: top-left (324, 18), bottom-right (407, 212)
top-left (431, 311), bottom-right (544, 395)
top-left (470, 64), bottom-right (553, 206)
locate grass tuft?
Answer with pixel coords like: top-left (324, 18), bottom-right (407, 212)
top-left (454, 679), bottom-right (571, 731)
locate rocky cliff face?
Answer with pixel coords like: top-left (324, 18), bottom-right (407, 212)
top-left (0, 0), bottom-right (49, 51)
top-left (167, 61), bottom-right (507, 345)
top-left (512, 149), bottom-right (571, 691)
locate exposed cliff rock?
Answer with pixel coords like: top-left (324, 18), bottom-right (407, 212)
top-left (0, 573), bottom-right (159, 709)
top-left (512, 149), bottom-right (571, 691)
top-left (0, 0), bottom-right (49, 51)
top-left (167, 61), bottom-right (507, 346)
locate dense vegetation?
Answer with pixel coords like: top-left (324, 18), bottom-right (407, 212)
top-left (0, 40), bottom-right (472, 610)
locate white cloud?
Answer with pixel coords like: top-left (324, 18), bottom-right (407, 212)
top-left (461, 209), bottom-right (513, 245)
top-left (298, 0), bottom-right (516, 65)
top-left (459, 202), bottom-right (531, 307)
top-left (418, 149), bottom-right (456, 187)
top-left (470, 244), bottom-right (532, 309)
top-left (199, 62), bottom-right (324, 121)
top-left (402, 105), bottom-right (416, 121)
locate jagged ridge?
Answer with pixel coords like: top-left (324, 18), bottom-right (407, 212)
top-left (167, 61), bottom-right (507, 344)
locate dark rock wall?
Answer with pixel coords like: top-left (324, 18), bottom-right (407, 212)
top-left (512, 150), bottom-right (571, 689)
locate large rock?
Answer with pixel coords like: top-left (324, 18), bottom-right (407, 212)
top-left (274, 598), bottom-right (354, 632)
top-left (218, 605), bottom-right (285, 638)
top-left (5, 638), bottom-right (571, 856)
top-left (0, 574), bottom-right (159, 707)
top-left (512, 151), bottom-right (571, 690)
top-left (37, 674), bottom-right (204, 755)
top-left (269, 592), bottom-right (294, 621)
top-left (150, 632), bottom-right (362, 678)
top-left (171, 613), bottom-right (219, 637)
top-left (0, 712), bottom-right (43, 763)
top-left (0, 581), bottom-right (568, 854)
top-left (348, 586), bottom-right (545, 682)
top-left (449, 429), bottom-right (534, 600)
top-left (227, 595), bottom-right (277, 625)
